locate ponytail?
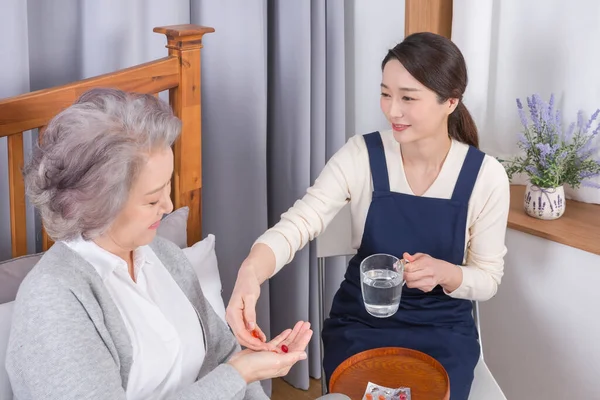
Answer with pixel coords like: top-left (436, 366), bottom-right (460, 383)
top-left (449, 102), bottom-right (479, 148)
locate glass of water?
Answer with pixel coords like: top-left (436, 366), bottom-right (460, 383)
top-left (360, 253), bottom-right (406, 318)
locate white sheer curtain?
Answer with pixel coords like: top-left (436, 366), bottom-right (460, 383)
top-left (452, 0), bottom-right (600, 204)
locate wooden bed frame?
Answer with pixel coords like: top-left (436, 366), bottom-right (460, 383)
top-left (0, 24), bottom-right (214, 259)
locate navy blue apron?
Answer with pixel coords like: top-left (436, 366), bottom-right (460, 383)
top-left (322, 132), bottom-right (483, 400)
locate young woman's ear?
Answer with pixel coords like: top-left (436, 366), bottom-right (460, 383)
top-left (447, 98), bottom-right (460, 115)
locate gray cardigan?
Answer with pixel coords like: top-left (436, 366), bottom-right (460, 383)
top-left (5, 236), bottom-right (268, 400)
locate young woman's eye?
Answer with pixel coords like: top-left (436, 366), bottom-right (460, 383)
top-left (402, 96), bottom-right (414, 101)
top-left (381, 92), bottom-right (391, 98)
top-left (149, 201), bottom-right (159, 206)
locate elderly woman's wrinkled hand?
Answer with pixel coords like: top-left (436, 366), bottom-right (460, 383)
top-left (227, 321), bottom-right (312, 383)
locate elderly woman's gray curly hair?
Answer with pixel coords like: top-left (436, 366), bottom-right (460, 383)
top-left (23, 88), bottom-right (181, 241)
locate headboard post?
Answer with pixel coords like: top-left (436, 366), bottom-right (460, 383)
top-left (154, 25), bottom-right (214, 246)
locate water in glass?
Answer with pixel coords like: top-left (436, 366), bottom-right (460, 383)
top-left (360, 254), bottom-right (405, 318)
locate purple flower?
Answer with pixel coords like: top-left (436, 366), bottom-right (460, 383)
top-left (577, 140), bottom-right (597, 159)
top-left (564, 122), bottom-right (576, 140)
top-left (516, 98), bottom-right (528, 128)
top-left (536, 142), bottom-right (558, 168)
top-left (580, 170), bottom-right (597, 179)
top-left (525, 165), bottom-right (539, 177)
top-left (582, 180), bottom-right (600, 189)
top-left (517, 133), bottom-right (529, 147)
top-left (527, 95), bottom-right (541, 132)
top-left (523, 94), bottom-right (562, 137)
top-left (577, 110), bottom-right (585, 131)
top-left (584, 109), bottom-right (600, 134)
top-left (507, 93), bottom-right (600, 188)
top-left (579, 170), bottom-right (600, 188)
top-left (536, 143), bottom-right (552, 157)
top-left (557, 149), bottom-right (569, 162)
top-left (540, 101), bottom-right (552, 130)
top-left (516, 98), bottom-right (524, 110)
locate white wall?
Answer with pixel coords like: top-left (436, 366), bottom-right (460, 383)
top-left (481, 229), bottom-right (600, 399)
top-left (345, 0), bottom-right (405, 139)
top-left (452, 2), bottom-right (600, 397)
top-left (453, 0), bottom-right (600, 204)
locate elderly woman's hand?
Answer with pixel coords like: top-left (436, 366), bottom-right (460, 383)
top-left (227, 321), bottom-right (312, 383)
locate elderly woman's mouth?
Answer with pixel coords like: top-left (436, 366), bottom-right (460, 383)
top-left (149, 220), bottom-right (161, 230)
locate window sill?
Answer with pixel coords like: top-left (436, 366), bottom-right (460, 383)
top-left (508, 185), bottom-right (600, 256)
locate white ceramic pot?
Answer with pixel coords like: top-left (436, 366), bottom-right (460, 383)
top-left (524, 182), bottom-right (565, 220)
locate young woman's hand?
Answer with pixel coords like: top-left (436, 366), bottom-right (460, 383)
top-left (228, 321), bottom-right (313, 383)
top-left (226, 264), bottom-right (272, 351)
top-left (403, 252), bottom-right (462, 293)
top-left (226, 243), bottom-right (278, 351)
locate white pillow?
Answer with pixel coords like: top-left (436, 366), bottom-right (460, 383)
top-left (157, 207), bottom-right (189, 249)
top-left (0, 301), bottom-right (14, 400)
top-left (182, 234), bottom-right (226, 323)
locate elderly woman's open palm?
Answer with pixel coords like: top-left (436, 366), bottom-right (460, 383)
top-left (228, 321), bottom-right (313, 382)
top-left (271, 321), bottom-right (312, 353)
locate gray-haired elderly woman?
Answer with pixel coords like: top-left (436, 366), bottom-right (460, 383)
top-left (5, 88), bottom-right (348, 400)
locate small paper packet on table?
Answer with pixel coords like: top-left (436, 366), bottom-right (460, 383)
top-left (362, 381), bottom-right (411, 400)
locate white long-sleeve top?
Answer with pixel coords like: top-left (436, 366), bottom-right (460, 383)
top-left (255, 130), bottom-right (510, 301)
top-left (64, 237), bottom-right (206, 400)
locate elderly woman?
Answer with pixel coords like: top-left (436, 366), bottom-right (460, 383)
top-left (5, 89), bottom-right (347, 400)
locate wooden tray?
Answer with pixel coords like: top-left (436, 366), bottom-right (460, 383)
top-left (329, 347), bottom-right (450, 400)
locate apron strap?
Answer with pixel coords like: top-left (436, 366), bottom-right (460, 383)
top-left (363, 132), bottom-right (390, 192)
top-left (451, 146), bottom-right (486, 203)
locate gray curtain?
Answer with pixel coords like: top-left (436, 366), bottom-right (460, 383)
top-left (194, 0), bottom-right (348, 390)
top-left (0, 0), bottom-right (350, 393)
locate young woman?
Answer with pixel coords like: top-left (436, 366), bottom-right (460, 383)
top-left (226, 32), bottom-right (510, 399)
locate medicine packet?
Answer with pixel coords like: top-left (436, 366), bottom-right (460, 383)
top-left (361, 381), bottom-right (411, 400)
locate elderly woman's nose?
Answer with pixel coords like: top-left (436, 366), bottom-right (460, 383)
top-left (161, 191), bottom-right (174, 215)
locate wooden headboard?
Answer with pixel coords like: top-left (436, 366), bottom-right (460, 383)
top-left (0, 24), bottom-right (214, 259)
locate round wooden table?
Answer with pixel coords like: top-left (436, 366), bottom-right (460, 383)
top-left (329, 347), bottom-right (450, 400)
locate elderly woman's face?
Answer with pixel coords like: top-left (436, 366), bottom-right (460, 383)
top-left (103, 147), bottom-right (174, 250)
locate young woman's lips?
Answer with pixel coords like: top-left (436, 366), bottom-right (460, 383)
top-left (392, 124), bottom-right (411, 132)
top-left (149, 220), bottom-right (161, 230)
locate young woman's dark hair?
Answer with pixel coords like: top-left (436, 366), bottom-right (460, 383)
top-left (382, 32), bottom-right (479, 148)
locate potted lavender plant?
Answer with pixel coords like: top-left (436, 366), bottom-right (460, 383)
top-left (500, 93), bottom-right (600, 220)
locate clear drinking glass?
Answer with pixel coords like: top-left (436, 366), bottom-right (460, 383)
top-left (360, 253), bottom-right (407, 318)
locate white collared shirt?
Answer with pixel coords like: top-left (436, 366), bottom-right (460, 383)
top-left (64, 237), bottom-right (205, 400)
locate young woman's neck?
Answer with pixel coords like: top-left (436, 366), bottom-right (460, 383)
top-left (398, 134), bottom-right (452, 170)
